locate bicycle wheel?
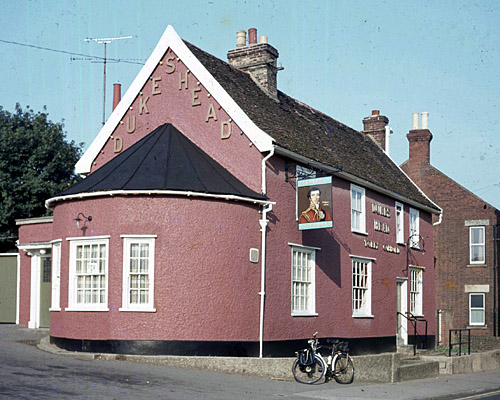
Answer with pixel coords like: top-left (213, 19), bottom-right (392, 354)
top-left (333, 354), bottom-right (354, 384)
top-left (292, 357), bottom-right (326, 384)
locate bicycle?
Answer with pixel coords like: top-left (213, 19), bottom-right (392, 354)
top-left (292, 332), bottom-right (355, 385)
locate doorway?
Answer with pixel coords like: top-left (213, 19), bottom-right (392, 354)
top-left (39, 256), bottom-right (51, 327)
top-left (396, 278), bottom-right (408, 345)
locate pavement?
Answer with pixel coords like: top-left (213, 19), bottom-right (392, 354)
top-left (9, 326), bottom-right (500, 399)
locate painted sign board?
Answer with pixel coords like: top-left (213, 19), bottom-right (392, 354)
top-left (297, 177), bottom-right (333, 230)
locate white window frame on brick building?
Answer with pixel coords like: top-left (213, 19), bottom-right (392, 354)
top-left (395, 202), bottom-right (404, 244)
top-left (469, 293), bottom-right (485, 326)
top-left (66, 236), bottom-right (109, 312)
top-left (469, 226), bottom-right (485, 265)
top-left (290, 244), bottom-right (318, 316)
top-left (120, 235), bottom-right (157, 312)
top-left (410, 267), bottom-right (423, 316)
top-left (351, 255), bottom-right (373, 318)
top-left (409, 208), bottom-right (420, 248)
top-left (351, 184), bottom-right (366, 234)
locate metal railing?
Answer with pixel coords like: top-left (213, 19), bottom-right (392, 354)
top-left (448, 328), bottom-right (470, 357)
top-left (397, 311), bottom-right (428, 355)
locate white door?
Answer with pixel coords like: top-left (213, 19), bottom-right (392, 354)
top-left (396, 278), bottom-right (408, 345)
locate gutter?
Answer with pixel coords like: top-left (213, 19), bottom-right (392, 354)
top-left (45, 189), bottom-right (271, 209)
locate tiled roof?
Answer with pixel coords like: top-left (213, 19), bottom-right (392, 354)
top-left (185, 42), bottom-right (439, 212)
top-left (60, 123), bottom-right (266, 200)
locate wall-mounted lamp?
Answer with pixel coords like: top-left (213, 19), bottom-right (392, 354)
top-left (406, 234), bottom-right (426, 273)
top-left (74, 213), bottom-right (92, 229)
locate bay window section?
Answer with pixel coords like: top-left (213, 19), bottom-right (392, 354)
top-left (66, 236), bottom-right (109, 311)
top-left (120, 235), bottom-right (156, 312)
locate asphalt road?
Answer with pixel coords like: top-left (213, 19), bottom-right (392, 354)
top-left (0, 324), bottom-right (319, 399)
top-left (1, 324), bottom-right (500, 399)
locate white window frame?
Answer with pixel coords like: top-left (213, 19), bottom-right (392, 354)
top-left (469, 293), bottom-right (485, 326)
top-left (120, 235), bottom-right (157, 312)
top-left (351, 256), bottom-right (373, 318)
top-left (291, 245), bottom-right (317, 316)
top-left (66, 236), bottom-right (109, 312)
top-left (409, 208), bottom-right (420, 248)
top-left (351, 184), bottom-right (366, 234)
top-left (395, 202), bottom-right (404, 244)
top-left (410, 267), bottom-right (423, 316)
top-left (50, 240), bottom-right (62, 311)
top-left (469, 226), bottom-right (486, 264)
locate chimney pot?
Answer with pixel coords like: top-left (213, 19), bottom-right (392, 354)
top-left (412, 113), bottom-right (419, 130)
top-left (236, 30), bottom-right (246, 47)
top-left (113, 83), bottom-right (121, 111)
top-left (372, 110), bottom-right (380, 116)
top-left (421, 112), bottom-right (429, 129)
top-left (259, 35), bottom-right (268, 44)
top-left (248, 28), bottom-right (257, 44)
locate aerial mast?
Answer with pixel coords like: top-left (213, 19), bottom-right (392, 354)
top-left (84, 35), bottom-right (132, 125)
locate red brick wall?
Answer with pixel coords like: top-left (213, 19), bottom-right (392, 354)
top-left (402, 158), bottom-right (500, 344)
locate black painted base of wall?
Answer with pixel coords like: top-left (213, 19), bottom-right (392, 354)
top-left (50, 335), bottom-right (403, 357)
top-left (408, 335), bottom-right (436, 350)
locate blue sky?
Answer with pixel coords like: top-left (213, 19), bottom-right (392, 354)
top-left (1, 0), bottom-right (499, 209)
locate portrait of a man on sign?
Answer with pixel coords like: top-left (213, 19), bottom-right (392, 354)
top-left (297, 177), bottom-right (333, 230)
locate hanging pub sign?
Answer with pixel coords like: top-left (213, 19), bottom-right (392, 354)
top-left (297, 176), bottom-right (333, 230)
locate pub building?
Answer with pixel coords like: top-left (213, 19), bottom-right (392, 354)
top-left (17, 26), bottom-right (441, 356)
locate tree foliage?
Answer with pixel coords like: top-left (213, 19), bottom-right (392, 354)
top-left (0, 104), bottom-right (82, 252)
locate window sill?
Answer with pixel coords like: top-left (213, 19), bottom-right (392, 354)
top-left (49, 307), bottom-right (61, 312)
top-left (292, 312), bottom-right (318, 317)
top-left (352, 314), bottom-right (374, 319)
top-left (352, 230), bottom-right (368, 236)
top-left (119, 307), bottom-right (157, 313)
top-left (467, 325), bottom-right (487, 329)
top-left (65, 307), bottom-right (109, 312)
top-left (467, 264), bottom-right (487, 268)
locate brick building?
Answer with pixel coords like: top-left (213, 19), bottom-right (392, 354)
top-left (17, 26), bottom-right (441, 356)
top-left (401, 113), bottom-right (500, 347)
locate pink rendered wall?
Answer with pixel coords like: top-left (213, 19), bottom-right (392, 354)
top-left (263, 156), bottom-right (436, 342)
top-left (17, 222), bottom-right (54, 326)
top-left (92, 48), bottom-right (263, 194)
top-left (50, 196), bottom-right (262, 342)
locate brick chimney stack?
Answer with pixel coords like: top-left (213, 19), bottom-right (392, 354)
top-left (227, 28), bottom-right (283, 101)
top-left (363, 110), bottom-right (390, 151)
top-left (407, 112), bottom-right (433, 165)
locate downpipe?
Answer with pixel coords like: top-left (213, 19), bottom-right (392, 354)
top-left (259, 147), bottom-right (275, 358)
top-left (259, 203), bottom-right (272, 358)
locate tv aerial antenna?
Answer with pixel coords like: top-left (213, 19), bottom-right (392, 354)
top-left (84, 35), bottom-right (133, 126)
